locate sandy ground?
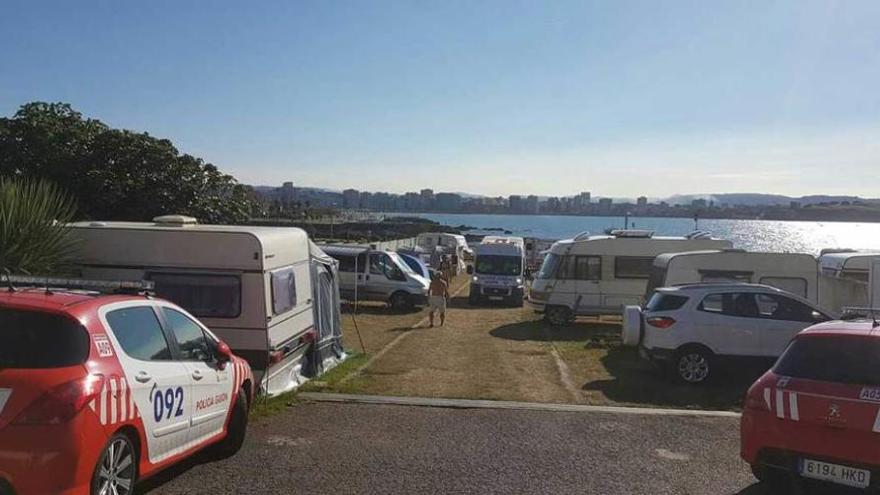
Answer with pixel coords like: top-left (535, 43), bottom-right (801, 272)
top-left (330, 277), bottom-right (757, 410)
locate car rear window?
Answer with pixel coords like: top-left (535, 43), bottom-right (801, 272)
top-left (775, 336), bottom-right (880, 386)
top-left (646, 293), bottom-right (689, 312)
top-left (0, 308), bottom-right (90, 368)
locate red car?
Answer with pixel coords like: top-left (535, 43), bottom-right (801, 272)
top-left (0, 283), bottom-right (254, 495)
top-left (741, 318), bottom-right (880, 491)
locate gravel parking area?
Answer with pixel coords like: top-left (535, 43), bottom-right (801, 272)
top-left (142, 401), bottom-right (763, 495)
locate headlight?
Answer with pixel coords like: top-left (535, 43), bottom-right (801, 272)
top-left (472, 276), bottom-right (479, 282)
top-left (515, 278), bottom-right (523, 285)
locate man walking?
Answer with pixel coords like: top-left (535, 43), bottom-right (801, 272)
top-left (428, 270), bottom-right (449, 327)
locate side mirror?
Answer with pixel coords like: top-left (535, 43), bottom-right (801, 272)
top-left (466, 265), bottom-right (474, 275)
top-left (216, 341), bottom-right (233, 369)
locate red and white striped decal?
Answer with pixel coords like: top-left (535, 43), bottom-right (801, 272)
top-left (89, 375), bottom-right (141, 426)
top-left (764, 387), bottom-right (800, 421)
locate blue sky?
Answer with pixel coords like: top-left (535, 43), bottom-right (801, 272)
top-left (2, 0), bottom-right (879, 197)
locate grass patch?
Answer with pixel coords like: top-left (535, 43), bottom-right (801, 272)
top-left (299, 351), bottom-right (370, 393)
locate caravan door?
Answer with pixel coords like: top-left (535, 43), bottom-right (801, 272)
top-left (556, 255), bottom-right (602, 315)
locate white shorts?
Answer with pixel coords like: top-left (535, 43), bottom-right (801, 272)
top-left (429, 295), bottom-right (447, 312)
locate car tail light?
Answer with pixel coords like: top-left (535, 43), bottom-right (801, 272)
top-left (646, 316), bottom-right (676, 329)
top-left (13, 374), bottom-right (103, 425)
top-left (744, 392), bottom-right (770, 412)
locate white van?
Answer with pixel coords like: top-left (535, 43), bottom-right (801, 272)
top-left (646, 250), bottom-right (820, 302)
top-left (467, 236), bottom-right (526, 306)
top-left (68, 216), bottom-right (344, 397)
top-left (528, 230), bottom-right (732, 324)
top-left (818, 250), bottom-right (880, 283)
top-left (416, 232), bottom-right (472, 271)
top-left (322, 245), bottom-right (430, 309)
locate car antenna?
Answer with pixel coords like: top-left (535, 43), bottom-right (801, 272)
top-left (872, 308), bottom-right (879, 329)
top-left (3, 268), bottom-right (15, 292)
top-left (44, 275), bottom-right (53, 296)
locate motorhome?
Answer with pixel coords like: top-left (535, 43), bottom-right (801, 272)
top-left (818, 250), bottom-right (880, 283)
top-left (416, 232), bottom-right (473, 271)
top-left (321, 245), bottom-right (430, 309)
top-left (528, 230), bottom-right (732, 324)
top-left (67, 215), bottom-right (345, 397)
top-left (468, 236), bottom-right (526, 306)
top-left (646, 250), bottom-right (821, 302)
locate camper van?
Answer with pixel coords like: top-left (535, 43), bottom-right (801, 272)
top-left (468, 236), bottom-right (526, 305)
top-left (322, 245), bottom-right (430, 309)
top-left (68, 216), bottom-right (344, 397)
top-left (528, 230), bottom-right (732, 324)
top-left (416, 232), bottom-right (473, 271)
top-left (818, 250), bottom-right (880, 283)
top-left (645, 250), bottom-right (821, 302)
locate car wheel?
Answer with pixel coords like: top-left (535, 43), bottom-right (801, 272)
top-left (674, 348), bottom-right (712, 384)
top-left (215, 388), bottom-right (249, 458)
top-left (545, 306), bottom-right (571, 326)
top-left (389, 292), bottom-right (411, 310)
top-left (91, 433), bottom-right (138, 495)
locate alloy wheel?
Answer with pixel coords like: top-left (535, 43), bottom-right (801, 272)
top-left (677, 353), bottom-right (709, 383)
top-left (96, 437), bottom-right (136, 495)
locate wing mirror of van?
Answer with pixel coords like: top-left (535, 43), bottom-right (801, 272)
top-left (466, 265), bottom-right (474, 275)
top-left (215, 341), bottom-right (233, 369)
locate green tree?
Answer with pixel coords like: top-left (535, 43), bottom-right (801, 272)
top-left (0, 177), bottom-right (77, 275)
top-left (0, 102), bottom-right (261, 223)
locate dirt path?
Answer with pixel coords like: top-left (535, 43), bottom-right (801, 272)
top-left (347, 286), bottom-right (577, 403)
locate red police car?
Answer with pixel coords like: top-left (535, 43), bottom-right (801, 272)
top-left (741, 318), bottom-right (880, 491)
top-left (0, 281), bottom-right (254, 495)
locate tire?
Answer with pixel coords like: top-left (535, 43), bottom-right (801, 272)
top-left (216, 388), bottom-right (249, 458)
top-left (91, 433), bottom-right (138, 495)
top-left (389, 292), bottom-right (412, 311)
top-left (673, 347), bottom-right (713, 384)
top-left (468, 292), bottom-right (480, 305)
top-left (545, 306), bottom-right (571, 326)
top-left (621, 306), bottom-right (642, 346)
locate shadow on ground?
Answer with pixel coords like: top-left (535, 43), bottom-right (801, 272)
top-left (490, 319), bottom-right (620, 342)
top-left (446, 296), bottom-right (525, 310)
top-left (342, 302), bottom-right (422, 316)
top-left (581, 345), bottom-right (766, 410)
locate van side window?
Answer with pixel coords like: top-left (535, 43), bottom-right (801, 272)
top-left (758, 277), bottom-right (808, 298)
top-left (162, 308), bottom-right (211, 361)
top-left (270, 266), bottom-right (297, 315)
top-left (107, 306), bottom-right (172, 361)
top-left (150, 273), bottom-right (241, 319)
top-left (614, 257), bottom-right (655, 279)
top-left (574, 256), bottom-right (601, 280)
top-left (335, 255), bottom-right (357, 272)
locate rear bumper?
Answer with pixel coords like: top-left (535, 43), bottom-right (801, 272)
top-left (0, 414), bottom-right (106, 495)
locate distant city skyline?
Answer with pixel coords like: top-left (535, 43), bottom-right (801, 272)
top-left (3, 1), bottom-right (879, 197)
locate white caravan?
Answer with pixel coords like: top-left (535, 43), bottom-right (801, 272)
top-left (68, 216), bottom-right (344, 397)
top-left (416, 232), bottom-right (472, 270)
top-left (321, 245), bottom-right (430, 309)
top-left (646, 250), bottom-right (820, 302)
top-left (467, 236), bottom-right (526, 306)
top-left (818, 250), bottom-right (880, 283)
top-left (528, 230), bottom-right (732, 324)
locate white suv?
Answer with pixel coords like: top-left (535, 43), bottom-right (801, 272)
top-left (621, 284), bottom-right (833, 384)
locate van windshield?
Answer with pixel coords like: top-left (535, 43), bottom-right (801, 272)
top-left (388, 252), bottom-right (416, 275)
top-left (536, 253), bottom-right (561, 279)
top-left (476, 255), bottom-right (522, 276)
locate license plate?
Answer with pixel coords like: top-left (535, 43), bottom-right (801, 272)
top-left (799, 458), bottom-right (871, 489)
top-left (488, 296), bottom-right (503, 301)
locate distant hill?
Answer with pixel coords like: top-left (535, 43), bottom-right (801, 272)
top-left (665, 193), bottom-right (870, 206)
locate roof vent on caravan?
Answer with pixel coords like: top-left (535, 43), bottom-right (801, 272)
top-left (152, 215), bottom-right (198, 227)
top-left (610, 229), bottom-right (654, 238)
top-left (685, 230), bottom-right (713, 240)
top-left (573, 231), bottom-right (591, 241)
top-left (89, 222), bottom-right (108, 227)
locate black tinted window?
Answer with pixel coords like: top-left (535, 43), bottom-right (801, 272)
top-left (646, 293), bottom-right (689, 312)
top-left (150, 273), bottom-right (241, 318)
top-left (0, 308), bottom-right (89, 368)
top-left (107, 307), bottom-right (172, 361)
top-left (163, 308), bottom-right (211, 361)
top-left (775, 337), bottom-right (880, 385)
top-left (614, 257), bottom-right (654, 279)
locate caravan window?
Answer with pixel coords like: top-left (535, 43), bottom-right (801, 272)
top-left (758, 277), bottom-right (808, 298)
top-left (536, 253), bottom-right (562, 279)
top-left (558, 255), bottom-right (601, 280)
top-left (614, 257), bottom-right (655, 279)
top-left (841, 270), bottom-right (869, 283)
top-left (699, 270), bottom-right (752, 283)
top-left (150, 273), bottom-right (241, 318)
top-left (271, 266), bottom-right (297, 315)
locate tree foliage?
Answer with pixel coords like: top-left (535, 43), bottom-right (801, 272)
top-left (0, 102), bottom-right (261, 223)
top-left (0, 177), bottom-right (77, 275)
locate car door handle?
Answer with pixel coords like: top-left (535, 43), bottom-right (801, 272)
top-left (192, 370), bottom-right (204, 381)
top-left (134, 371), bottom-right (152, 383)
